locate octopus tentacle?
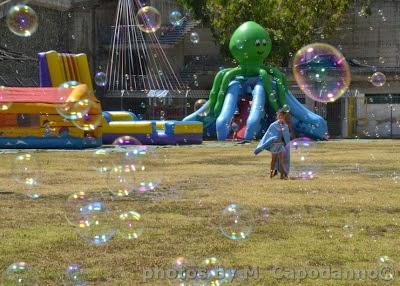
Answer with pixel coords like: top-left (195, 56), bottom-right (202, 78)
top-left (208, 68), bottom-right (232, 112)
top-left (264, 65), bottom-right (287, 106)
top-left (259, 68), bottom-right (279, 112)
top-left (214, 67), bottom-right (242, 115)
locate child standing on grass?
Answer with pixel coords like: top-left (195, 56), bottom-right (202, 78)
top-left (254, 108), bottom-right (291, 180)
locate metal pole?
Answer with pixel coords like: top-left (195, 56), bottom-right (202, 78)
top-left (390, 104), bottom-right (393, 139)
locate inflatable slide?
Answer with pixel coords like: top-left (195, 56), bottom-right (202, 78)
top-left (183, 76), bottom-right (328, 141)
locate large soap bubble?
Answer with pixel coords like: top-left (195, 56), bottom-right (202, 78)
top-left (56, 81), bottom-right (91, 121)
top-left (6, 5), bottom-right (38, 37)
top-left (219, 204), bottom-right (253, 240)
top-left (293, 43), bottom-right (351, 103)
top-left (13, 153), bottom-right (40, 186)
top-left (136, 6), bottom-right (161, 33)
top-left (107, 165), bottom-right (132, 197)
top-left (77, 201), bottom-right (116, 245)
top-left (71, 99), bottom-right (102, 131)
top-left (12, 153), bottom-right (42, 199)
top-left (116, 210), bottom-right (144, 240)
top-left (289, 137), bottom-right (318, 179)
top-left (65, 192), bottom-right (110, 226)
top-left (91, 149), bottom-right (113, 175)
top-left (122, 146), bottom-right (164, 193)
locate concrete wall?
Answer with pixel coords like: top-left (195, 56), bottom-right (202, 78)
top-left (331, 0), bottom-right (400, 67)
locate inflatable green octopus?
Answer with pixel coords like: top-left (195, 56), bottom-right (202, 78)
top-left (208, 21), bottom-right (289, 115)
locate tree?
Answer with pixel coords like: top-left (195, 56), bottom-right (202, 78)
top-left (178, 0), bottom-right (368, 66)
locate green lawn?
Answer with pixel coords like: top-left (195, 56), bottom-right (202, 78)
top-left (0, 140), bottom-right (399, 285)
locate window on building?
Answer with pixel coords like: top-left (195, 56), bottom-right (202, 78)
top-left (365, 94), bottom-right (400, 104)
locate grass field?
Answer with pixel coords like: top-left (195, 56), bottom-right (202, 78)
top-left (0, 140), bottom-right (400, 285)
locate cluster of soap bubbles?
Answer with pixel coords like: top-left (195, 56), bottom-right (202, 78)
top-left (6, 4), bottom-right (38, 37)
top-left (0, 262), bottom-right (87, 285)
top-left (56, 81), bottom-right (102, 131)
top-left (293, 43), bottom-right (351, 103)
top-left (63, 140), bottom-right (163, 245)
top-left (65, 191), bottom-right (144, 245)
top-left (134, 6), bottom-right (192, 36)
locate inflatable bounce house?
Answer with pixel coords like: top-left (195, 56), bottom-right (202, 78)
top-left (0, 84), bottom-right (102, 149)
top-left (184, 22), bottom-right (328, 141)
top-left (37, 51), bottom-right (203, 146)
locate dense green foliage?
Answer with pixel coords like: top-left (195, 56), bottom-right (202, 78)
top-left (178, 0), bottom-right (370, 66)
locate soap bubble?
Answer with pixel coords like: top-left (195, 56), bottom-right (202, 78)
top-left (289, 137), bottom-right (318, 179)
top-left (94, 72), bottom-right (107, 87)
top-left (64, 264), bottom-right (86, 286)
top-left (72, 99), bottom-right (102, 131)
top-left (293, 43), bottom-right (351, 103)
top-left (190, 32), bottom-right (200, 44)
top-left (1, 262), bottom-right (38, 285)
top-left (116, 210), bottom-right (144, 240)
top-left (91, 149), bottom-right (113, 175)
top-left (122, 146), bottom-right (164, 193)
top-left (0, 86), bottom-right (12, 111)
top-left (219, 204), bottom-right (253, 240)
top-left (77, 200), bottom-right (116, 245)
top-left (371, 72), bottom-right (386, 87)
top-left (56, 81), bottom-right (91, 120)
top-left (169, 10), bottom-right (183, 27)
top-left (65, 192), bottom-right (108, 226)
top-left (112, 136), bottom-right (142, 147)
top-left (12, 153), bottom-right (42, 198)
top-left (136, 6), bottom-right (161, 33)
top-left (6, 5), bottom-right (38, 37)
top-left (107, 165), bottom-right (131, 197)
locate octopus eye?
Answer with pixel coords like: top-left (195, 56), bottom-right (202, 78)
top-left (255, 39), bottom-right (261, 46)
top-left (262, 39), bottom-right (267, 46)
